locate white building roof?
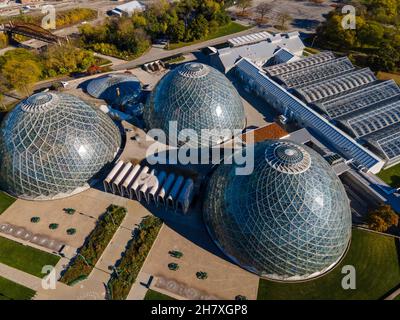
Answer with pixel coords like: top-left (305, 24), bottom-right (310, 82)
top-left (228, 31), bottom-right (272, 47)
top-left (213, 31), bottom-right (305, 73)
top-left (115, 1), bottom-right (145, 14)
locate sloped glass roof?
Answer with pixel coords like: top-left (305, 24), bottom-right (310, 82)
top-left (203, 140), bottom-right (352, 281)
top-left (144, 63), bottom-right (245, 147)
top-left (0, 92), bottom-right (121, 200)
top-left (87, 73), bottom-right (142, 105)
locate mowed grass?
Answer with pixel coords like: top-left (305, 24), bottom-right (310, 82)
top-left (377, 163), bottom-right (400, 188)
top-left (0, 236), bottom-right (60, 278)
top-left (0, 192), bottom-right (16, 215)
top-left (258, 229), bottom-right (400, 300)
top-left (0, 276), bottom-right (35, 300)
top-left (167, 22), bottom-right (251, 50)
top-left (144, 289), bottom-right (176, 300)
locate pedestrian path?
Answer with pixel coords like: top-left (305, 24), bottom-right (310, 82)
top-left (0, 262), bottom-right (42, 291)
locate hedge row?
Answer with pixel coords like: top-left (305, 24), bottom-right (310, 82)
top-left (60, 205), bottom-right (126, 285)
top-left (107, 216), bottom-right (163, 300)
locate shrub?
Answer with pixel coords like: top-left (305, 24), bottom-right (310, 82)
top-left (30, 217), bottom-right (40, 223)
top-left (67, 228), bottom-right (76, 235)
top-left (63, 208), bottom-right (76, 215)
top-left (49, 223), bottom-right (59, 230)
top-left (196, 271), bottom-right (208, 280)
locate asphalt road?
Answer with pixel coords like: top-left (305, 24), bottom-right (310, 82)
top-left (112, 25), bottom-right (261, 71)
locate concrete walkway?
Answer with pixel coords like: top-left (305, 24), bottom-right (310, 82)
top-left (126, 271), bottom-right (152, 300)
top-left (384, 287), bottom-right (400, 300)
top-left (0, 263), bottom-right (42, 291)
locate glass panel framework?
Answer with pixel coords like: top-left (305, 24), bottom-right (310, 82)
top-left (87, 73), bottom-right (142, 105)
top-left (0, 92), bottom-right (121, 200)
top-left (275, 57), bottom-right (354, 88)
top-left (203, 140), bottom-right (352, 281)
top-left (319, 80), bottom-right (400, 119)
top-left (144, 63), bottom-right (246, 147)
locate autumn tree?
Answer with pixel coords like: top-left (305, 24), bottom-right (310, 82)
top-left (367, 204), bottom-right (399, 232)
top-left (2, 58), bottom-right (41, 96)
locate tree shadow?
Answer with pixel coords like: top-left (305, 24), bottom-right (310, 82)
top-left (292, 19), bottom-right (321, 31)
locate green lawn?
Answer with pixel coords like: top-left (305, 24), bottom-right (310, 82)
top-left (0, 236), bottom-right (60, 278)
top-left (167, 22), bottom-right (251, 50)
top-left (377, 163), bottom-right (400, 188)
top-left (144, 289), bottom-right (175, 300)
top-left (0, 192), bottom-right (16, 215)
top-left (0, 276), bottom-right (35, 300)
top-left (258, 229), bottom-right (400, 300)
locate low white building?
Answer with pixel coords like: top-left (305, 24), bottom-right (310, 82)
top-left (110, 0), bottom-right (145, 17)
top-left (210, 31), bottom-right (305, 73)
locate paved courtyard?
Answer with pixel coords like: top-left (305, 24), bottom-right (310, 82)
top-left (0, 188), bottom-right (149, 249)
top-left (141, 224), bottom-right (259, 300)
top-left (229, 0), bottom-right (335, 32)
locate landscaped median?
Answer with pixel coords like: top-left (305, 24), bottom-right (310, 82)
top-left (107, 216), bottom-right (163, 300)
top-left (60, 205), bottom-right (127, 286)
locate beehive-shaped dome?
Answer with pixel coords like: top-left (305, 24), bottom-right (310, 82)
top-left (144, 62), bottom-right (246, 147)
top-left (203, 140), bottom-right (352, 281)
top-left (0, 92), bottom-right (121, 200)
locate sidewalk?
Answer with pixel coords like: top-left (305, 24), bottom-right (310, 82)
top-left (0, 262), bottom-right (42, 291)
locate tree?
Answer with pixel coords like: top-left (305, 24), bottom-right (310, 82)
top-left (236, 0), bottom-right (253, 14)
top-left (367, 204), bottom-right (399, 232)
top-left (316, 12), bottom-right (361, 49)
top-left (255, 2), bottom-right (272, 21)
top-left (2, 58), bottom-right (41, 96)
top-left (358, 21), bottom-right (384, 46)
top-left (0, 32), bottom-right (8, 49)
top-left (0, 77), bottom-right (7, 111)
top-left (276, 12), bottom-right (292, 30)
top-left (368, 43), bottom-right (400, 72)
top-left (188, 14), bottom-right (209, 40)
top-left (368, 214), bottom-right (388, 232)
top-left (169, 20), bottom-right (186, 42)
top-left (42, 44), bottom-right (96, 77)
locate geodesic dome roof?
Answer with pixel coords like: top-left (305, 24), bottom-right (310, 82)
top-left (87, 73), bottom-right (141, 105)
top-left (0, 92), bottom-right (121, 200)
top-left (144, 62), bottom-right (245, 147)
top-left (203, 140), bottom-right (352, 281)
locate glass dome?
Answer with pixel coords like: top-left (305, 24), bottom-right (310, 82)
top-left (0, 92), bottom-right (121, 200)
top-left (203, 140), bottom-right (352, 281)
top-left (87, 73), bottom-right (142, 105)
top-left (144, 62), bottom-right (246, 147)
